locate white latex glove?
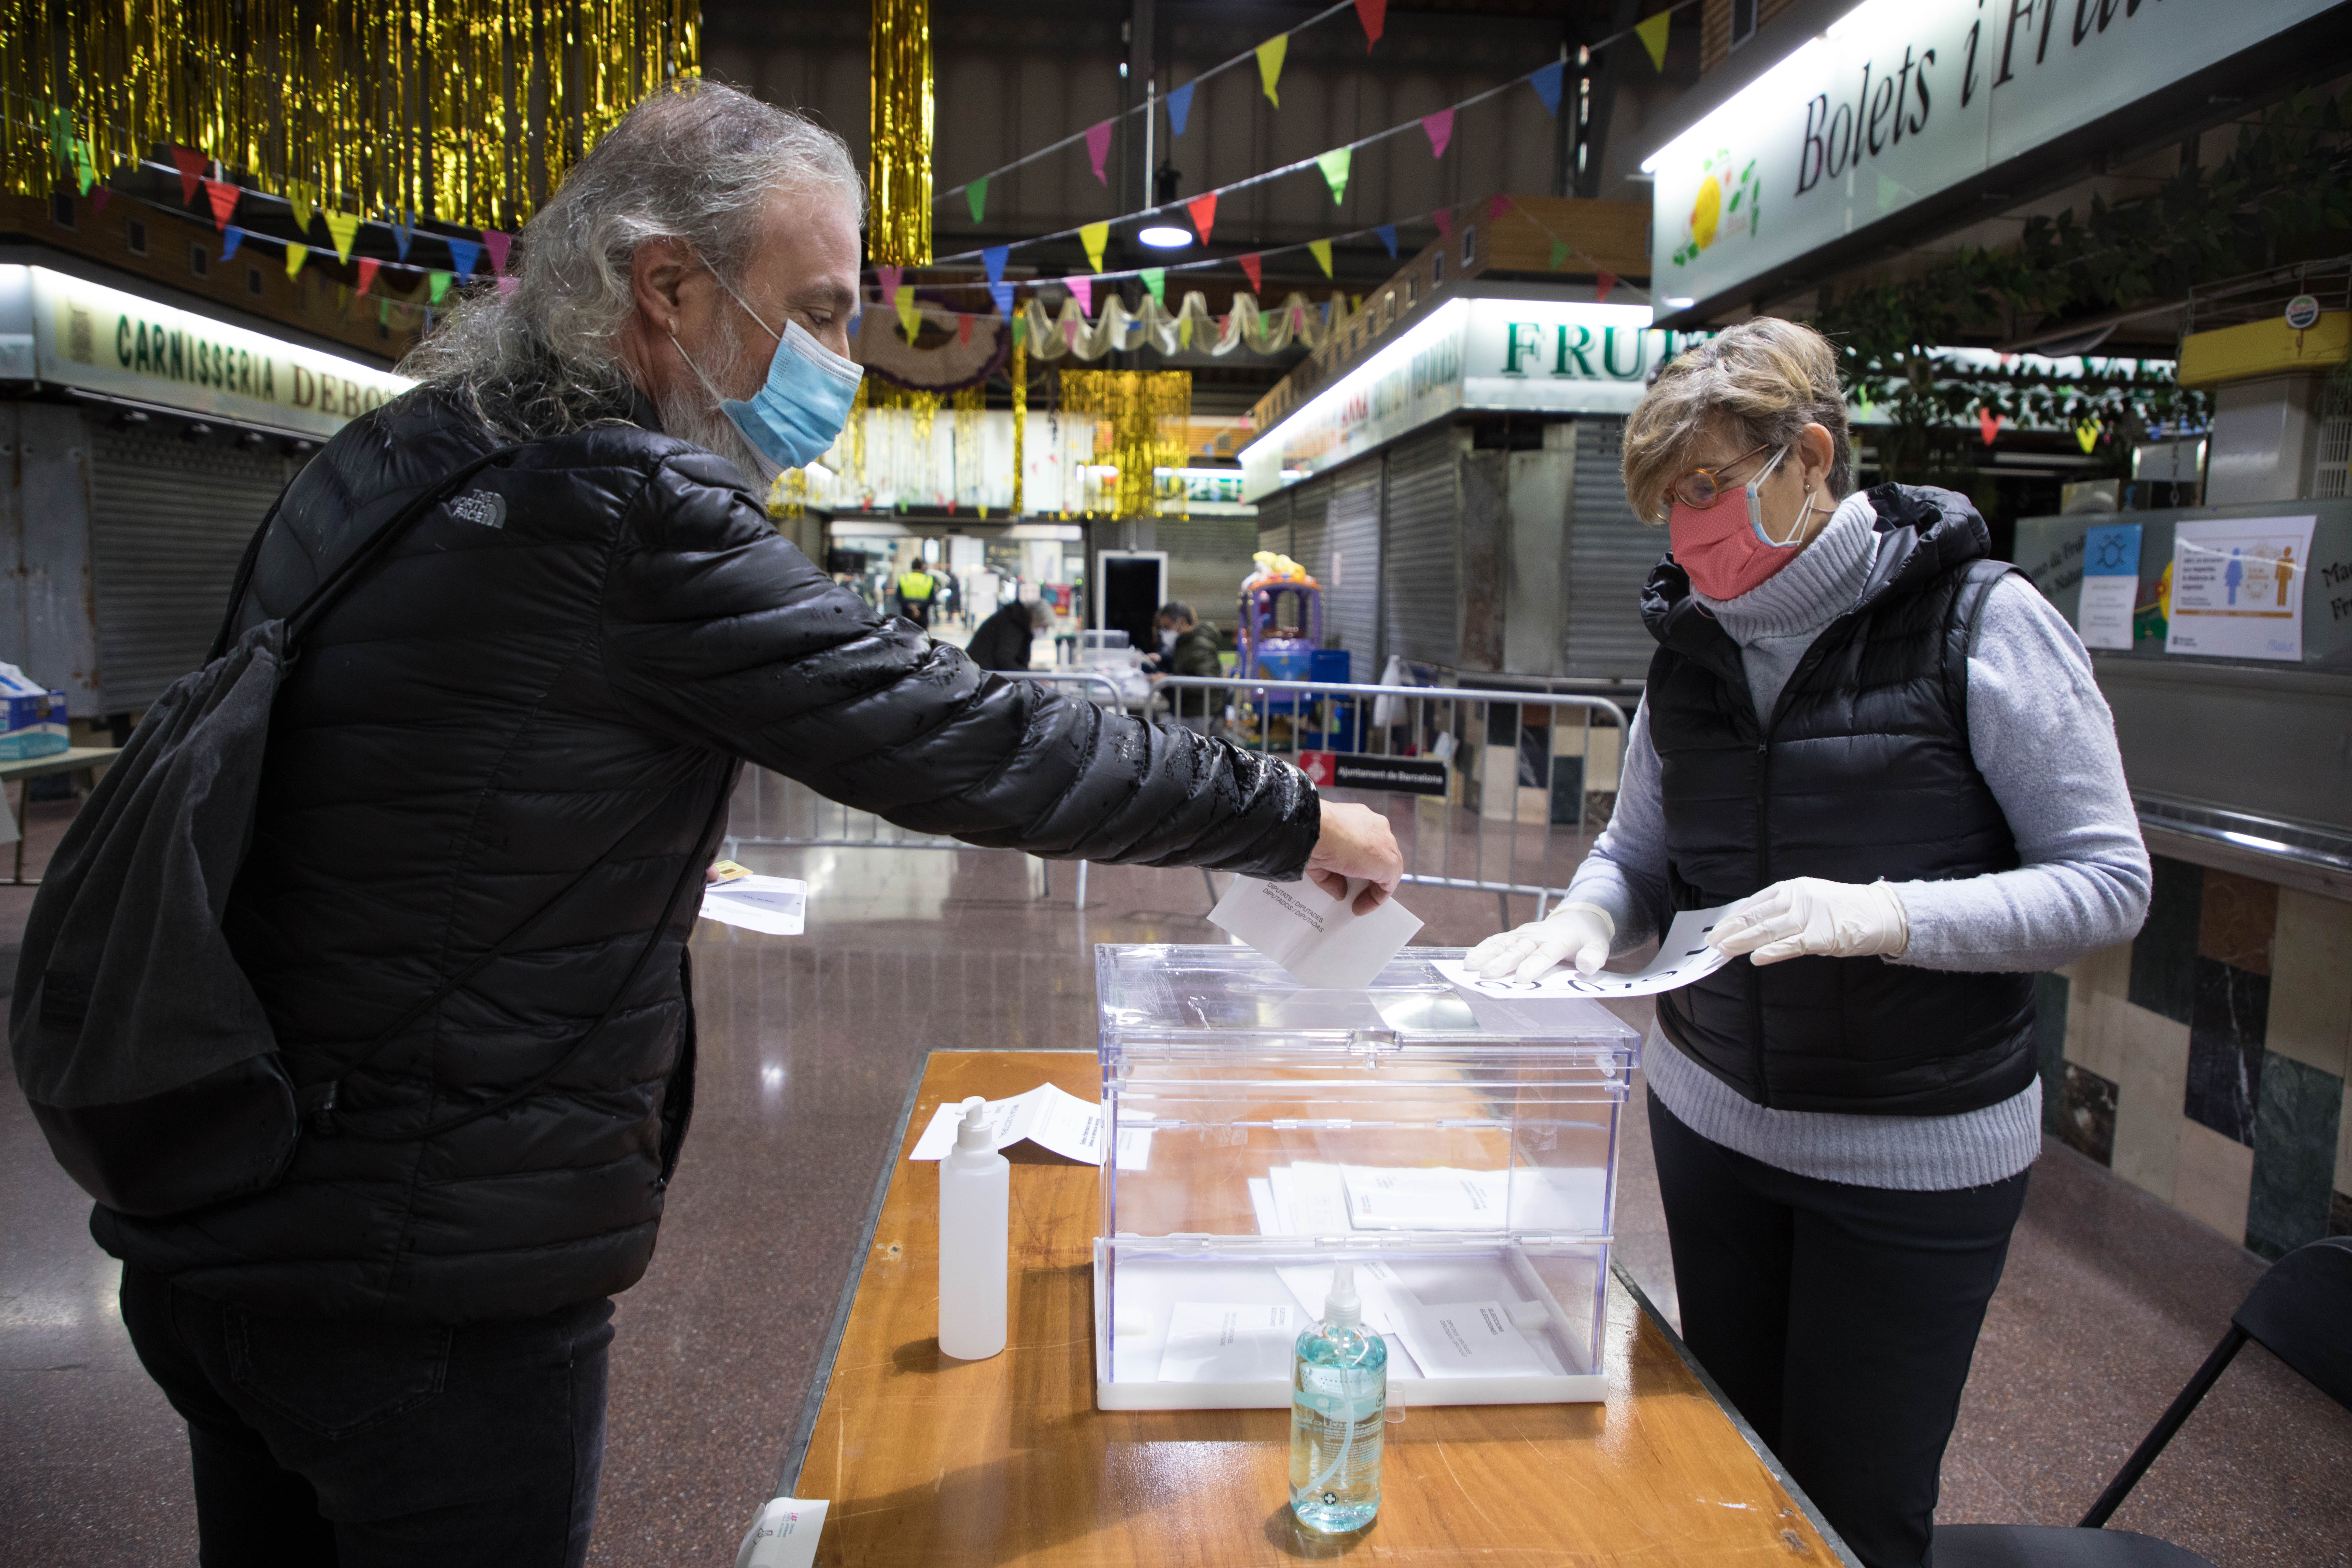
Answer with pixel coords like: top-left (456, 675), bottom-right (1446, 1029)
top-left (1710, 878), bottom-right (1910, 966)
top-left (1465, 902), bottom-right (1616, 983)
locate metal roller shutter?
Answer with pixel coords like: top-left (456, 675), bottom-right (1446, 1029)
top-left (88, 426), bottom-right (292, 712)
top-left (1154, 513), bottom-right (1256, 634)
top-left (1288, 477), bottom-right (1332, 647)
top-left (1379, 426), bottom-right (1461, 667)
top-left (1256, 491), bottom-right (1292, 561)
top-left (1566, 419), bottom-right (1664, 679)
top-left (1323, 462), bottom-right (1381, 678)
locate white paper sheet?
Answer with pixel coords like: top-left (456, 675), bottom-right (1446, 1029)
top-left (735, 1497), bottom-right (828, 1568)
top-left (1208, 875), bottom-right (1423, 991)
top-left (1274, 1260), bottom-right (1410, 1336)
top-left (1264, 1162), bottom-right (1351, 1234)
top-left (906, 1082), bottom-right (1152, 1170)
top-left (1338, 1165), bottom-right (1511, 1231)
top-left (1435, 904), bottom-right (1735, 1003)
top-left (698, 875), bottom-right (809, 936)
top-left (1389, 1297), bottom-right (1549, 1379)
top-left (2164, 514), bottom-right (2315, 662)
top-left (1157, 1301), bottom-right (1298, 1382)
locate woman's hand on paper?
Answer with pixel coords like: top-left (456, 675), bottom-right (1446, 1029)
top-left (1305, 802), bottom-right (1403, 913)
top-left (1466, 902), bottom-right (1615, 983)
top-left (1710, 877), bottom-right (1910, 965)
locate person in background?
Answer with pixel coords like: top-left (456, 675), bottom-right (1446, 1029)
top-left (1467, 318), bottom-right (2149, 1568)
top-left (100, 82), bottom-right (1402, 1568)
top-left (968, 596), bottom-right (1052, 672)
top-left (896, 556), bottom-right (937, 629)
top-left (1144, 601), bottom-right (1223, 678)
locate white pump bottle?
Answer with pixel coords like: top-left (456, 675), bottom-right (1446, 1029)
top-left (937, 1096), bottom-right (1009, 1360)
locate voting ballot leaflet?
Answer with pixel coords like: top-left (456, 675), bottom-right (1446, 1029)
top-left (1092, 944), bottom-right (1639, 1410)
top-left (1434, 904), bottom-right (1735, 1007)
top-left (1207, 874), bottom-right (1423, 990)
top-left (909, 1082), bottom-right (1152, 1170)
top-left (697, 874), bottom-right (809, 936)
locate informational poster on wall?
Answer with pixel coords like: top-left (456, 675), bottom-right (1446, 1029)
top-left (2076, 523), bottom-right (2143, 650)
top-left (2164, 516), bottom-right (2315, 662)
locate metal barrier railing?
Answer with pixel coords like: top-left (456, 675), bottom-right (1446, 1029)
top-left (723, 667), bottom-right (1631, 928)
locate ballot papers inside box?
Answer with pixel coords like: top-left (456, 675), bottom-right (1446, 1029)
top-left (1091, 944), bottom-right (1639, 1412)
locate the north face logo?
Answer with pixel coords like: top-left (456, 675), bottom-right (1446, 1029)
top-left (449, 490), bottom-right (507, 530)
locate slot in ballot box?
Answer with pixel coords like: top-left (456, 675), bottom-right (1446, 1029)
top-left (1092, 943), bottom-right (1639, 1412)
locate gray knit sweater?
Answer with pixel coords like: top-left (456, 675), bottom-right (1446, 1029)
top-left (1568, 493), bottom-right (2151, 1191)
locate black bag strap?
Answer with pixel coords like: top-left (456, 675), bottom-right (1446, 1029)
top-left (206, 445), bottom-right (526, 664)
top-left (316, 773), bottom-right (734, 1144)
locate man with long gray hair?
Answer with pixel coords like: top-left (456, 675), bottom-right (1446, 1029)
top-left (102, 81), bottom-right (1399, 1565)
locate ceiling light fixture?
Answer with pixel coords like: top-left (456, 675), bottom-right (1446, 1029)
top-left (1138, 225), bottom-right (1192, 249)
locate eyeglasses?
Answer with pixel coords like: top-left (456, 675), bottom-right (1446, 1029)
top-left (1665, 442), bottom-right (1782, 512)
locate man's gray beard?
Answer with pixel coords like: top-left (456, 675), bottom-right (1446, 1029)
top-left (656, 311), bottom-right (779, 490)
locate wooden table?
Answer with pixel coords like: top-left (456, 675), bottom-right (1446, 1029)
top-left (780, 1050), bottom-right (1858, 1566)
top-left (0, 747), bottom-right (118, 884)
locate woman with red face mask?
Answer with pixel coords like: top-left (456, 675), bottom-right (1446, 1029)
top-left (1467, 319), bottom-right (2150, 1568)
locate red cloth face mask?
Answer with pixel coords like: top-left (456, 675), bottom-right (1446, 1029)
top-left (1668, 444), bottom-right (1813, 600)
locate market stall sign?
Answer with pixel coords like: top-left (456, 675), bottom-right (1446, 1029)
top-left (1297, 750), bottom-right (1449, 797)
top-left (0, 264), bottom-right (411, 438)
top-left (1644, 0), bottom-right (2338, 312)
top-left (1241, 295), bottom-right (1700, 499)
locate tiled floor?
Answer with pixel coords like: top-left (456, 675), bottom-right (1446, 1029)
top-left (2, 795), bottom-right (2347, 1566)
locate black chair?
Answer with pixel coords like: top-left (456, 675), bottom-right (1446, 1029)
top-left (1935, 1235), bottom-right (2352, 1567)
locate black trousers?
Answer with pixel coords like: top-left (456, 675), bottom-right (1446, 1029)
top-left (120, 1265), bottom-right (614, 1568)
top-left (1648, 1093), bottom-right (2029, 1568)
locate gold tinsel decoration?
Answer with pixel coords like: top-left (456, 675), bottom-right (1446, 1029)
top-left (1009, 340), bottom-right (1027, 517)
top-left (1, 0), bottom-right (699, 229)
top-left (1060, 370), bottom-right (1191, 519)
top-left (868, 0), bottom-right (931, 267)
top-left (951, 384), bottom-right (984, 514)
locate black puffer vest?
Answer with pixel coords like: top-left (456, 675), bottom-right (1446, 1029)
top-left (1642, 484), bottom-right (2037, 1117)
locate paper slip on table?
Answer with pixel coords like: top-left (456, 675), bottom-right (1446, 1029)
top-left (775, 1049), bottom-right (1860, 1566)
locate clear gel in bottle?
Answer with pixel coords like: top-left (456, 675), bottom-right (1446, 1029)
top-left (1288, 1263), bottom-right (1386, 1533)
top-left (936, 1096), bottom-right (1008, 1360)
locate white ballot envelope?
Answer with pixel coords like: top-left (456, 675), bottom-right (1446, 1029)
top-left (906, 1082), bottom-right (1153, 1170)
top-left (1209, 875), bottom-right (1423, 990)
top-left (1435, 904), bottom-right (1734, 1005)
top-left (736, 1497), bottom-right (828, 1568)
top-left (698, 875), bottom-right (808, 936)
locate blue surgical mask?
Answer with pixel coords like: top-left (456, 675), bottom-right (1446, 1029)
top-left (671, 279), bottom-right (863, 472)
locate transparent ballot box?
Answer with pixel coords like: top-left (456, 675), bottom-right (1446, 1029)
top-left (1093, 944), bottom-right (1639, 1412)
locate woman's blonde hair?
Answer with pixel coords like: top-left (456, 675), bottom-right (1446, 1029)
top-left (1621, 317), bottom-right (1853, 524)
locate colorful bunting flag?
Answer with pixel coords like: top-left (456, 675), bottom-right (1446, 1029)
top-left (1141, 268), bottom-right (1166, 304)
top-left (1531, 59), bottom-right (1564, 116)
top-left (483, 230), bottom-right (512, 274)
top-left (957, 313), bottom-right (974, 346)
top-left (1086, 120), bottom-right (1114, 185)
top-left (1355, 0), bottom-right (1386, 49)
top-left (1167, 80), bottom-right (1195, 138)
top-left (1316, 147), bottom-right (1352, 205)
top-left (221, 227), bottom-right (244, 260)
top-left (1979, 408), bottom-right (2001, 446)
top-left (91, 188), bottom-right (111, 215)
top-left (71, 140), bottom-right (96, 194)
top-left (1421, 108), bottom-right (1455, 160)
top-left (1433, 207), bottom-right (1454, 240)
top-left (1374, 224), bottom-right (1398, 258)
top-left (1068, 276), bottom-right (1093, 314)
top-left (895, 285), bottom-right (922, 340)
top-left (169, 146), bottom-right (205, 205)
top-left (1011, 315), bottom-right (1028, 349)
top-left (1256, 35), bottom-right (1287, 108)
top-left (989, 281), bottom-right (1015, 317)
top-left (1187, 192), bottom-right (1218, 244)
top-left (447, 237), bottom-right (481, 277)
top-left (356, 258), bottom-right (380, 295)
top-left (1549, 239), bottom-right (1570, 270)
top-left (1635, 10), bottom-right (1672, 72)
top-left (202, 176), bottom-right (239, 230)
top-left (496, 276), bottom-right (519, 298)
top-left (323, 210), bottom-right (359, 264)
top-left (2074, 417), bottom-right (2101, 454)
top-left (391, 211), bottom-right (413, 262)
top-left (878, 264), bottom-right (904, 306)
top-left (289, 192), bottom-right (313, 236)
top-left (429, 271), bottom-right (453, 303)
top-left (967, 176), bottom-right (988, 223)
top-left (1238, 253), bottom-right (1263, 293)
top-left (1595, 270), bottom-right (1616, 302)
top-left (1308, 239), bottom-right (1333, 277)
top-left (983, 246), bottom-right (1010, 286)
top-left (1488, 194), bottom-right (1512, 221)
top-left (285, 243), bottom-right (309, 279)
top-left (1079, 222), bottom-right (1110, 274)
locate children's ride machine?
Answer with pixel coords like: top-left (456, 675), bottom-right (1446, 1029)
top-left (1234, 553), bottom-right (1346, 747)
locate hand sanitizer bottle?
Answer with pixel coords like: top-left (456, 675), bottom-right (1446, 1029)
top-left (937, 1097), bottom-right (1008, 1360)
top-left (1288, 1263), bottom-right (1386, 1532)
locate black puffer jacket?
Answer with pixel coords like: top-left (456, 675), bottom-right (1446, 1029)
top-left (93, 390), bottom-right (1318, 1323)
